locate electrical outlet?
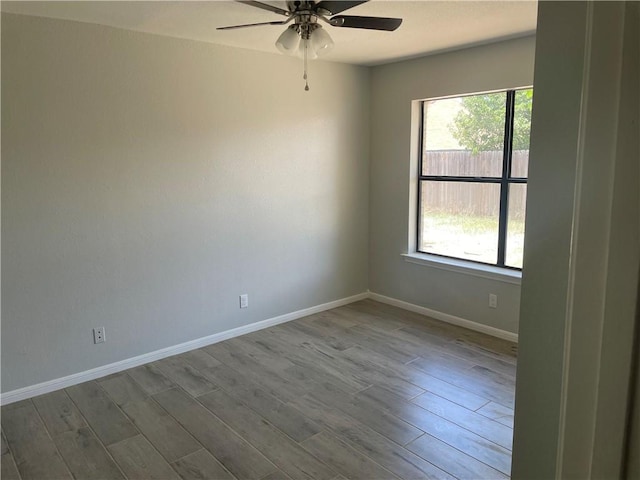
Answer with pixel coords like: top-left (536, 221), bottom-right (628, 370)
top-left (239, 294), bottom-right (249, 309)
top-left (93, 327), bottom-right (106, 344)
top-left (489, 294), bottom-right (498, 309)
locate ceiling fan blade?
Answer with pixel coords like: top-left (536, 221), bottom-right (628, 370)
top-left (314, 0), bottom-right (368, 15)
top-left (329, 15), bottom-right (402, 31)
top-left (217, 20), bottom-right (288, 30)
top-left (236, 1), bottom-right (291, 17)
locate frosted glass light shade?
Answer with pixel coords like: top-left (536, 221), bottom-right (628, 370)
top-left (310, 26), bottom-right (334, 56)
top-left (276, 26), bottom-right (300, 54)
top-left (298, 38), bottom-right (318, 60)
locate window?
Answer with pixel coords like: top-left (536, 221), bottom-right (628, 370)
top-left (417, 88), bottom-right (532, 269)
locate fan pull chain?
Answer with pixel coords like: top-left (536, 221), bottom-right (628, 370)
top-left (303, 39), bottom-right (310, 91)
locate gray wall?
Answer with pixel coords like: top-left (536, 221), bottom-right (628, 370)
top-left (369, 36), bottom-right (536, 335)
top-left (1, 13), bottom-right (370, 393)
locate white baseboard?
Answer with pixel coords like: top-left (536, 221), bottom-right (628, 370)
top-left (1, 290), bottom-right (516, 405)
top-left (0, 292), bottom-right (368, 406)
top-left (368, 292), bottom-right (519, 343)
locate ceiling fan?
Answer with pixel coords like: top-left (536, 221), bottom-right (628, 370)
top-left (218, 1), bottom-right (403, 90)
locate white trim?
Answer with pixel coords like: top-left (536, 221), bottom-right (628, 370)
top-left (369, 292), bottom-right (519, 343)
top-left (0, 292), bottom-right (368, 406)
top-left (402, 253), bottom-right (522, 285)
top-left (556, 3), bottom-right (594, 475)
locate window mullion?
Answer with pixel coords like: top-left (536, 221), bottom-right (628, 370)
top-left (497, 91), bottom-right (515, 266)
top-left (416, 101), bottom-right (426, 252)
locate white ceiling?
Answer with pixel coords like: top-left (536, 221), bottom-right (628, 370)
top-left (1, 1), bottom-right (538, 65)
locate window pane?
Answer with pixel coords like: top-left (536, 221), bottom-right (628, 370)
top-left (511, 89), bottom-right (533, 178)
top-left (419, 181), bottom-right (500, 264)
top-left (422, 93), bottom-right (506, 177)
top-left (506, 184), bottom-right (527, 268)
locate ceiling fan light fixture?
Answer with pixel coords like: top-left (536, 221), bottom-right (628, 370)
top-left (275, 25), bottom-right (300, 54)
top-left (310, 26), bottom-right (334, 57)
top-left (223, 0), bottom-right (403, 90)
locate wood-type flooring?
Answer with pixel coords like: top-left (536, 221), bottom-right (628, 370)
top-left (1, 299), bottom-right (517, 480)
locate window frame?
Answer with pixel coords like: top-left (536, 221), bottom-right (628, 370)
top-left (416, 88), bottom-right (530, 270)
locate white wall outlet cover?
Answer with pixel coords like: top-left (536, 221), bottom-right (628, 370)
top-left (239, 294), bottom-right (249, 309)
top-left (489, 294), bottom-right (498, 308)
top-left (93, 327), bottom-right (106, 344)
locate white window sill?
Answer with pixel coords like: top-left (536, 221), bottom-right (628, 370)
top-left (402, 253), bottom-right (522, 285)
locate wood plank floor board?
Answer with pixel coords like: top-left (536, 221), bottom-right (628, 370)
top-left (32, 390), bottom-right (87, 436)
top-left (471, 364), bottom-right (517, 389)
top-left (200, 363), bottom-right (322, 442)
top-left (198, 389), bottom-right (337, 480)
top-left (413, 358), bottom-right (516, 407)
top-left (366, 302), bottom-right (501, 348)
top-left (1, 452), bottom-right (21, 480)
top-left (283, 364), bottom-right (370, 399)
top-left (362, 318), bottom-right (452, 355)
top-left (297, 309), bottom-right (354, 329)
top-left (224, 337), bottom-right (298, 372)
top-left (121, 397), bottom-right (201, 463)
top-left (54, 427), bottom-right (125, 480)
top-left (1, 400), bottom-right (32, 412)
top-left (279, 320), bottom-right (356, 352)
top-left (407, 349), bottom-right (477, 376)
top-left (354, 300), bottom-right (462, 333)
top-left (401, 326), bottom-right (516, 374)
top-left (179, 349), bottom-right (222, 371)
top-left (127, 364), bottom-right (176, 395)
top-left (65, 382), bottom-right (139, 446)
top-left (170, 449), bottom-right (234, 480)
top-left (97, 371), bottom-right (128, 381)
top-left (251, 329), bottom-right (373, 393)
top-left (444, 340), bottom-right (517, 376)
top-left (343, 345), bottom-right (491, 410)
top-left (408, 356), bottom-right (515, 408)
top-left (260, 470), bottom-right (294, 480)
top-left (98, 374), bottom-right (149, 407)
top-left (347, 324), bottom-right (429, 364)
top-left (339, 302), bottom-right (409, 332)
top-left (1, 401), bottom-right (73, 480)
top-left (405, 358), bottom-right (476, 388)
top-left (154, 356), bottom-right (218, 398)
top-left (411, 391), bottom-right (513, 450)
top-left (428, 330), bottom-right (515, 371)
top-left (269, 322), bottom-right (358, 360)
top-left (378, 326), bottom-right (474, 364)
top-left (288, 393), bottom-right (455, 480)
top-left (407, 433), bottom-right (508, 480)
top-left (253, 332), bottom-right (374, 394)
top-left (301, 431), bottom-right (400, 480)
top-left (306, 381), bottom-right (424, 446)
top-left (453, 336), bottom-right (518, 360)
top-left (306, 309), bottom-right (367, 329)
top-left (304, 321), bottom-right (421, 365)
top-left (108, 435), bottom-right (180, 480)
top-left (476, 401), bottom-right (515, 428)
top-left (255, 325), bottom-right (372, 376)
top-left (355, 385), bottom-right (512, 473)
top-left (203, 342), bottom-right (310, 403)
top-left (153, 388), bottom-right (276, 480)
top-left (290, 346), bottom-right (426, 400)
top-left (205, 338), bottom-right (293, 375)
top-left (338, 345), bottom-right (479, 403)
